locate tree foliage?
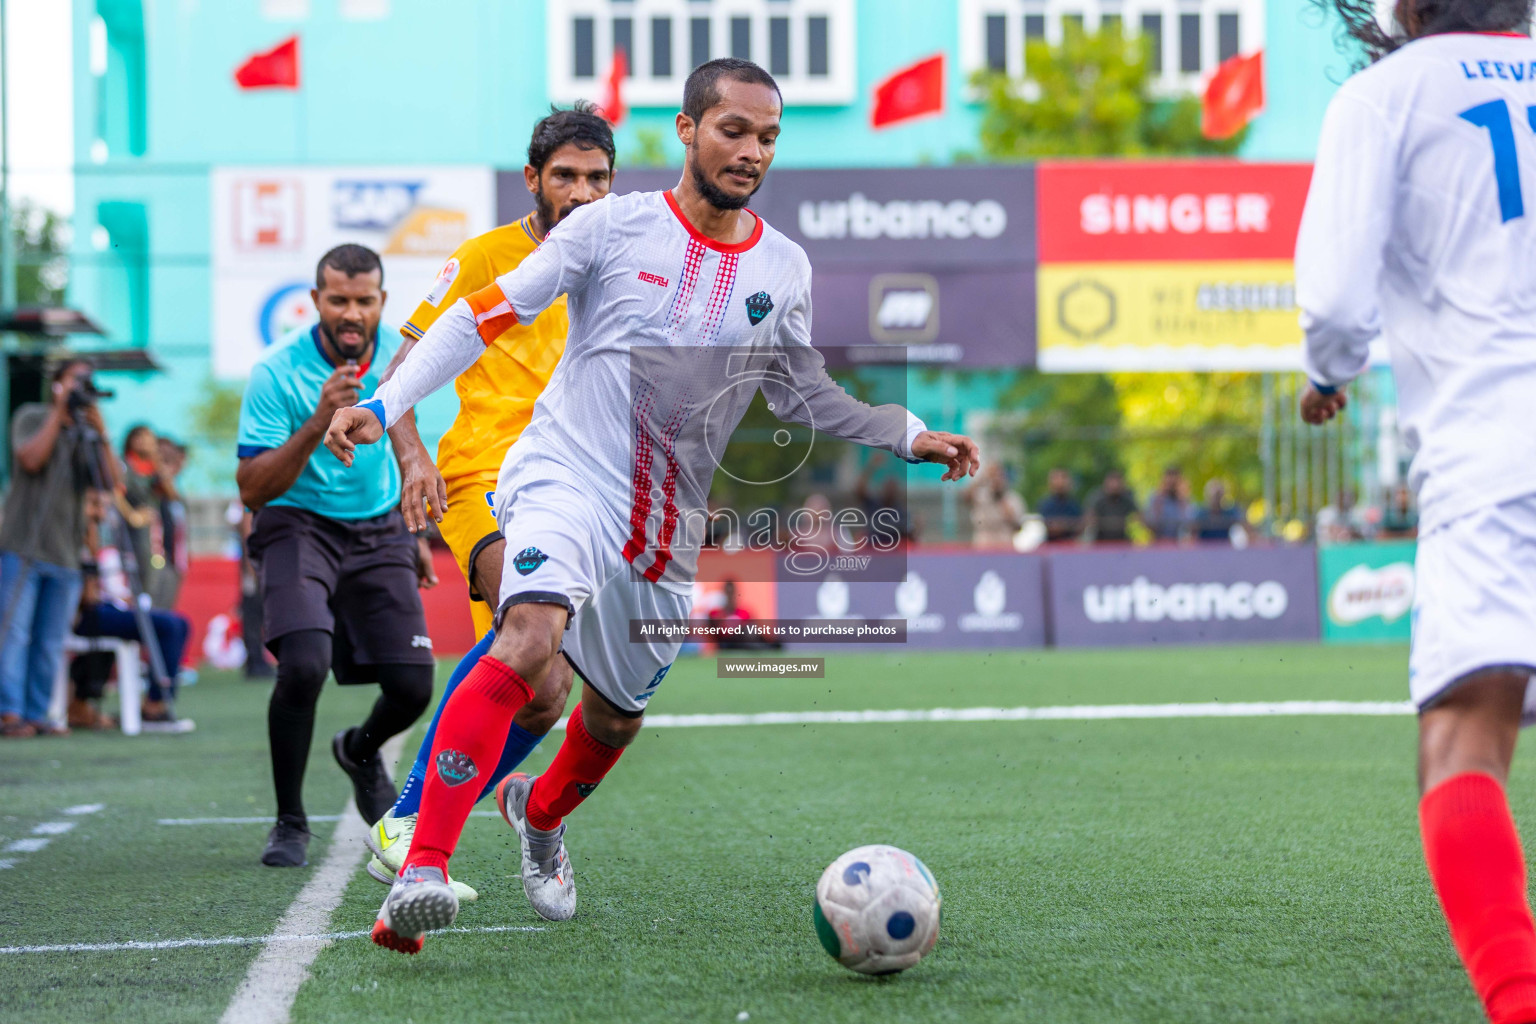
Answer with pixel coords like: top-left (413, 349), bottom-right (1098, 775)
top-left (999, 370), bottom-right (1264, 509)
top-left (11, 199), bottom-right (69, 306)
top-left (973, 23), bottom-right (1245, 160)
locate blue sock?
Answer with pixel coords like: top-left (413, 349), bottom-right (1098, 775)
top-left (390, 630), bottom-right (549, 816)
top-left (475, 720), bottom-right (543, 803)
top-left (392, 629), bottom-right (494, 817)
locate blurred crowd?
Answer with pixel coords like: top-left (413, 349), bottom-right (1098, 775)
top-left (0, 359), bottom-right (197, 738)
top-left (1017, 464), bottom-right (1249, 548)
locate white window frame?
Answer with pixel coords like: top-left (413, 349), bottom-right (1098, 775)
top-left (958, 0), bottom-right (1263, 96)
top-left (548, 0), bottom-right (855, 108)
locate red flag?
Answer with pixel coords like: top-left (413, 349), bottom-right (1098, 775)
top-left (601, 47), bottom-right (628, 127)
top-left (870, 54), bottom-right (945, 130)
top-left (234, 35), bottom-right (300, 90)
top-left (1202, 50), bottom-right (1264, 139)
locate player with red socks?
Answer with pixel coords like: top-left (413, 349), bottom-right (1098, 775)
top-left (1301, 3), bottom-right (1536, 1020)
top-left (327, 56), bottom-right (980, 955)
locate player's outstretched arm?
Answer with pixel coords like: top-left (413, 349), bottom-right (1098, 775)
top-left (911, 430), bottom-right (981, 482)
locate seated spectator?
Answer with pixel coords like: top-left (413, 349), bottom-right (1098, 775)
top-left (856, 463), bottom-right (915, 545)
top-left (1381, 485), bottom-right (1418, 538)
top-left (1193, 479), bottom-right (1243, 543)
top-left (1317, 490), bottom-right (1370, 544)
top-left (1144, 465), bottom-right (1191, 542)
top-left (1037, 468), bottom-right (1084, 543)
top-left (708, 579), bottom-right (781, 651)
top-left (966, 464), bottom-right (1026, 548)
top-left (1086, 469), bottom-right (1139, 543)
top-left (73, 492), bottom-right (194, 730)
top-left (790, 493), bottom-right (840, 555)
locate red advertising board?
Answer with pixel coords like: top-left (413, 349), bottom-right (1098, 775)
top-left (1036, 161), bottom-right (1313, 263)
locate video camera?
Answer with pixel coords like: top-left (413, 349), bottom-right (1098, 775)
top-left (66, 376), bottom-right (115, 416)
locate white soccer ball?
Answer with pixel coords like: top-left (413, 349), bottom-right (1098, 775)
top-left (813, 844), bottom-right (941, 975)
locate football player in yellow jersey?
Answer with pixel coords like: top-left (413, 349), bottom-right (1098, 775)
top-left (361, 104), bottom-right (615, 898)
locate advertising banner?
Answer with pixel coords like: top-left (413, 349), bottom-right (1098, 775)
top-left (1317, 541), bottom-right (1416, 644)
top-left (1037, 260), bottom-right (1301, 371)
top-left (501, 166), bottom-right (1037, 367)
top-left (1047, 545), bottom-right (1320, 647)
top-left (1035, 160), bottom-right (1313, 372)
top-left (773, 552), bottom-right (1048, 649)
top-left (212, 166), bottom-right (495, 378)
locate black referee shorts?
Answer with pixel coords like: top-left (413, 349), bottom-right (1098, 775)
top-left (248, 506), bottom-right (434, 677)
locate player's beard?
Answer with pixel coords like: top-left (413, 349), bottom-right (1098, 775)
top-left (535, 187), bottom-right (588, 232)
top-left (690, 148), bottom-right (762, 211)
top-left (321, 320), bottom-right (374, 363)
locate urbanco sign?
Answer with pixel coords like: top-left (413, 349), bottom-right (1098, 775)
top-left (1048, 546), bottom-right (1320, 646)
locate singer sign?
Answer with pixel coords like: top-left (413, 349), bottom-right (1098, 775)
top-left (1036, 161), bottom-right (1314, 372)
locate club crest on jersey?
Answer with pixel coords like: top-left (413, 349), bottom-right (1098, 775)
top-left (745, 291), bottom-right (774, 326)
top-left (436, 749), bottom-right (477, 787)
top-left (576, 782), bottom-right (600, 798)
top-left (513, 546), bottom-right (549, 576)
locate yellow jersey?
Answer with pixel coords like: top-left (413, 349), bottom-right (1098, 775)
top-left (401, 214), bottom-right (567, 482)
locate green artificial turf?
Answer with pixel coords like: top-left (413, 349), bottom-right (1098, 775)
top-left (0, 644), bottom-right (1499, 1023)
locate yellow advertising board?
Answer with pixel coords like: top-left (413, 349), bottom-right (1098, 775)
top-left (1036, 261), bottom-right (1304, 371)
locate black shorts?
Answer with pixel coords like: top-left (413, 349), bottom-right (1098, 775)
top-left (248, 505), bottom-right (433, 675)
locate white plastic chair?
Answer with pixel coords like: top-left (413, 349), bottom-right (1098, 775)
top-left (50, 635), bottom-right (142, 736)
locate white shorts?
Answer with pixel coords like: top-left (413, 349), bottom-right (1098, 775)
top-left (1411, 493), bottom-right (1536, 719)
top-left (495, 476), bottom-right (690, 715)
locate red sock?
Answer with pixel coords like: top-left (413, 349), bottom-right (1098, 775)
top-left (525, 705), bottom-right (623, 831)
top-left (404, 657), bottom-right (533, 873)
top-left (1421, 772), bottom-right (1536, 1024)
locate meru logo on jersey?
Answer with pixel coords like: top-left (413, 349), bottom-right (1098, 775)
top-left (436, 749), bottom-right (478, 787)
top-left (513, 546), bottom-right (549, 576)
top-left (745, 291), bottom-right (774, 326)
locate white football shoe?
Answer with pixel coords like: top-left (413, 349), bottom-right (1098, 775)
top-left (364, 808), bottom-right (479, 902)
top-left (371, 865), bottom-right (459, 955)
top-left (495, 773), bottom-right (576, 921)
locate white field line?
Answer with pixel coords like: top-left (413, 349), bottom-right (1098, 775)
top-left (4, 838), bottom-right (49, 853)
top-left (154, 702), bottom-right (1411, 828)
top-left (0, 925), bottom-right (545, 957)
top-left (586, 700), bottom-right (1415, 730)
top-left (32, 821), bottom-right (75, 836)
top-left (158, 811), bottom-right (503, 826)
top-left (63, 803), bottom-right (104, 815)
top-left (217, 735), bottom-right (405, 1024)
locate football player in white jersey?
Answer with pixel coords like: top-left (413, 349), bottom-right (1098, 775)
top-left (326, 57), bottom-right (980, 954)
top-left (1299, 3), bottom-right (1536, 1021)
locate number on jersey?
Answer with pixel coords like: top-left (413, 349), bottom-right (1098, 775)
top-left (1461, 99), bottom-right (1536, 223)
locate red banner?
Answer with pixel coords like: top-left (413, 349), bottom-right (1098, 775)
top-left (1036, 161), bottom-right (1312, 263)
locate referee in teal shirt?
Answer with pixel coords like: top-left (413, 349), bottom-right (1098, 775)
top-left (237, 244), bottom-right (436, 868)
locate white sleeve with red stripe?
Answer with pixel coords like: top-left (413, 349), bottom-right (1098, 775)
top-left (363, 299), bottom-right (483, 428)
top-left (761, 284), bottom-right (927, 462)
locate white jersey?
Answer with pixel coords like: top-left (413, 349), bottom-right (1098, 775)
top-left (1297, 31), bottom-right (1536, 534)
top-left (369, 189), bottom-right (925, 588)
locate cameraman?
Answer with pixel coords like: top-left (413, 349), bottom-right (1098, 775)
top-left (0, 359), bottom-right (119, 738)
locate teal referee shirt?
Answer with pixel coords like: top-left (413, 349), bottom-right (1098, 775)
top-left (237, 324), bottom-right (402, 520)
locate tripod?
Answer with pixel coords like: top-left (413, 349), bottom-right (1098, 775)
top-left (0, 416), bottom-right (172, 724)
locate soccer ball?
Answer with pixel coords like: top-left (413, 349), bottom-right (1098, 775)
top-left (813, 844), bottom-right (941, 975)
